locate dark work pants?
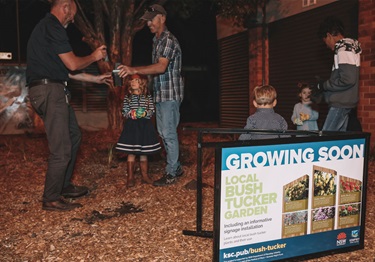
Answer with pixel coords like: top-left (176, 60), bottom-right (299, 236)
top-left (29, 83), bottom-right (81, 202)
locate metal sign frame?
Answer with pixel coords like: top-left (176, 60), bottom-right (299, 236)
top-left (213, 132), bottom-right (369, 262)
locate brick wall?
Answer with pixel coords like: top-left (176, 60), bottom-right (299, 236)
top-left (249, 0), bottom-right (375, 146)
top-left (248, 27), bottom-right (269, 115)
top-left (358, 0), bottom-right (375, 147)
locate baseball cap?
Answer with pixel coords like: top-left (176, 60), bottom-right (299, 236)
top-left (141, 4), bottom-right (167, 21)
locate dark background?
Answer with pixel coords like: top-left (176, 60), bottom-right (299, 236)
top-left (0, 0), bottom-right (219, 123)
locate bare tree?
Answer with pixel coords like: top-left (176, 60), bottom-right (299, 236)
top-left (68, 0), bottom-right (167, 130)
top-left (215, 0), bottom-right (269, 28)
top-left (41, 0), bottom-right (201, 130)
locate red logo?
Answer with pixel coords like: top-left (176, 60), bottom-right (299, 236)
top-left (337, 232), bottom-right (347, 240)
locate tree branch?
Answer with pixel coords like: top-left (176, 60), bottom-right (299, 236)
top-left (74, 0), bottom-right (97, 46)
top-left (99, 0), bottom-right (109, 17)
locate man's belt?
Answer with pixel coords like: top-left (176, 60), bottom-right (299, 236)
top-left (28, 79), bottom-right (67, 89)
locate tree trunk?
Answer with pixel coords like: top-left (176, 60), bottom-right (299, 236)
top-left (106, 39), bottom-right (132, 131)
top-left (107, 85), bottom-right (124, 131)
top-left (73, 0), bottom-right (150, 131)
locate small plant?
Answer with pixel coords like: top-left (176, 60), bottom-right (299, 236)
top-left (285, 177), bottom-right (309, 201)
top-left (312, 206), bottom-right (335, 221)
top-left (283, 211), bottom-right (308, 226)
top-left (340, 179), bottom-right (361, 193)
top-left (339, 204), bottom-right (360, 217)
top-left (19, 143), bottom-right (27, 161)
top-left (107, 143), bottom-right (114, 166)
top-left (313, 170), bottom-right (336, 196)
top-left (4, 140), bottom-right (12, 156)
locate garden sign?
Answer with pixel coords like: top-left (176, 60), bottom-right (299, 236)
top-left (213, 133), bottom-right (369, 261)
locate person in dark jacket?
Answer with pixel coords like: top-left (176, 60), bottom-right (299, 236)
top-left (315, 16), bottom-right (362, 131)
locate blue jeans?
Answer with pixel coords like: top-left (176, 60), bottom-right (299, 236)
top-left (155, 100), bottom-right (181, 175)
top-left (29, 83), bottom-right (81, 202)
top-left (322, 107), bottom-right (351, 131)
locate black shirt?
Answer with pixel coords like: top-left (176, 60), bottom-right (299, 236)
top-left (26, 13), bottom-right (72, 84)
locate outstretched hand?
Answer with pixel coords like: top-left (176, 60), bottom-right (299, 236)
top-left (314, 76), bottom-right (325, 91)
top-left (96, 73), bottom-right (113, 86)
top-left (310, 76), bottom-right (324, 104)
top-left (117, 64), bottom-right (136, 78)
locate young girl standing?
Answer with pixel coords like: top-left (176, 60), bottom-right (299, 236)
top-left (116, 74), bottom-right (161, 187)
top-left (291, 82), bottom-right (319, 131)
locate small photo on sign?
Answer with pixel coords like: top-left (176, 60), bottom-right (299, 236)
top-left (337, 203), bottom-right (361, 229)
top-left (339, 176), bottom-right (362, 205)
top-left (283, 175), bottom-right (309, 213)
top-left (312, 166), bottom-right (337, 209)
top-left (311, 206), bottom-right (336, 234)
top-left (282, 210), bottom-right (308, 238)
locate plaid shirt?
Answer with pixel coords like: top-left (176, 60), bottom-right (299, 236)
top-left (152, 29), bottom-right (184, 103)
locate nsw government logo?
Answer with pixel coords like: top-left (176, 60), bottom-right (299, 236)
top-left (336, 232), bottom-right (347, 246)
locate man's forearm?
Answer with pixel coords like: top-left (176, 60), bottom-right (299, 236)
top-left (133, 63), bottom-right (166, 75)
top-left (73, 55), bottom-right (98, 71)
top-left (69, 73), bottom-right (96, 83)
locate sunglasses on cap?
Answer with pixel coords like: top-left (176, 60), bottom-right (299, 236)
top-left (145, 6), bottom-right (157, 12)
top-left (145, 6), bottom-right (165, 15)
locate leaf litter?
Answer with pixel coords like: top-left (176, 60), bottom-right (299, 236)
top-left (0, 123), bottom-right (374, 261)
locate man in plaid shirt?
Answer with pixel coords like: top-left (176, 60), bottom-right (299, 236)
top-left (118, 4), bottom-right (184, 186)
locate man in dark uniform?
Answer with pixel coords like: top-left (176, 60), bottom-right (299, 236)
top-left (26, 0), bottom-right (110, 211)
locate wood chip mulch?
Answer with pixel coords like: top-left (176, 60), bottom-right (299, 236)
top-left (0, 123), bottom-right (374, 261)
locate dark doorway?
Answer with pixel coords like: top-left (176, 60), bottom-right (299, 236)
top-left (269, 0), bottom-right (359, 129)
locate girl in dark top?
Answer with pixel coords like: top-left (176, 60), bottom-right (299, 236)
top-left (116, 74), bottom-right (161, 187)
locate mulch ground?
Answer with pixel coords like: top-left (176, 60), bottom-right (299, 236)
top-left (0, 123), bottom-right (374, 261)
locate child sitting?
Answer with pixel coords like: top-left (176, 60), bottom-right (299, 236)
top-left (239, 85), bottom-right (288, 140)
